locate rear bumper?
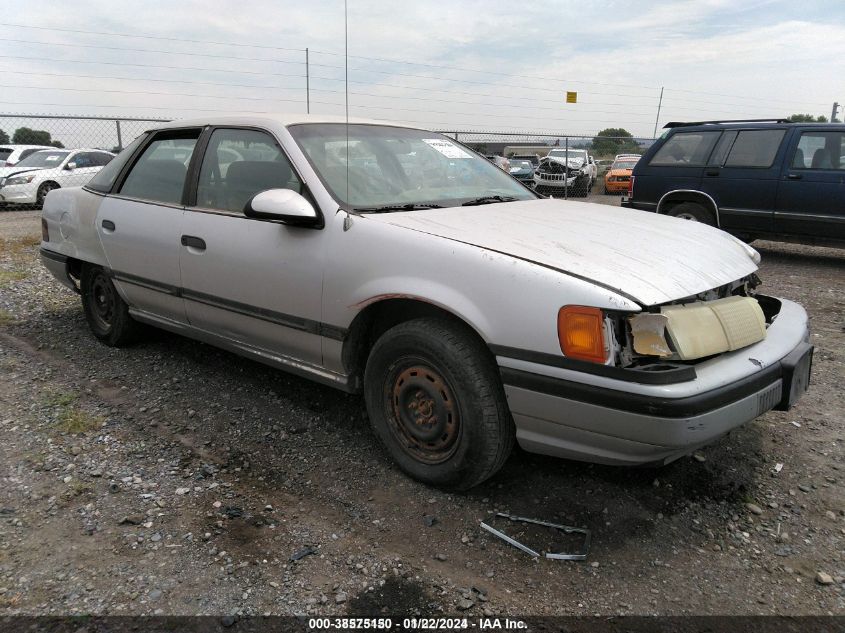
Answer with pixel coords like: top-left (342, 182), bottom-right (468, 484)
top-left (621, 198), bottom-right (656, 211)
top-left (497, 297), bottom-right (812, 465)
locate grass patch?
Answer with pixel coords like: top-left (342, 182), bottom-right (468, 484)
top-left (0, 308), bottom-right (17, 326)
top-left (0, 269), bottom-right (27, 287)
top-left (42, 390), bottom-right (78, 408)
top-left (0, 234), bottom-right (40, 263)
top-left (57, 408), bottom-right (105, 434)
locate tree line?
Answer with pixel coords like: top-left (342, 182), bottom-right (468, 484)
top-left (0, 127), bottom-right (65, 148)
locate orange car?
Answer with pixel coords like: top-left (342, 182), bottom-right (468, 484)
top-left (603, 157), bottom-right (640, 194)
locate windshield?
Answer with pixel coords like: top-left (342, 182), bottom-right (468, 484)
top-left (288, 123), bottom-right (536, 210)
top-left (16, 150), bottom-right (69, 169)
top-left (612, 160), bottom-right (639, 170)
top-left (548, 149), bottom-right (586, 161)
top-left (509, 160), bottom-right (533, 170)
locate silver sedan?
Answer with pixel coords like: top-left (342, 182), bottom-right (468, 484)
top-left (40, 115), bottom-right (812, 489)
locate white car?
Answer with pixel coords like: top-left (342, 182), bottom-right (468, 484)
top-left (39, 115), bottom-right (812, 490)
top-left (0, 144), bottom-right (53, 167)
top-left (0, 148), bottom-right (114, 206)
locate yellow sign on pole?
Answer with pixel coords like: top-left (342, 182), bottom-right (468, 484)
top-left (566, 91), bottom-right (577, 103)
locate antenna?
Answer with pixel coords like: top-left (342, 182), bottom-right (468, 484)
top-left (344, 0), bottom-right (349, 204)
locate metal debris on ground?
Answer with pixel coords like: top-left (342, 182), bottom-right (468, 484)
top-left (289, 546), bottom-right (317, 562)
top-left (479, 512), bottom-right (591, 561)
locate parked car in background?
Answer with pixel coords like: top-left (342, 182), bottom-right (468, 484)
top-left (604, 156), bottom-right (640, 194)
top-left (40, 115), bottom-right (811, 489)
top-left (0, 144), bottom-right (53, 167)
top-left (509, 153), bottom-right (541, 168)
top-left (534, 151), bottom-right (592, 196)
top-left (623, 119), bottom-right (845, 246)
top-left (0, 148), bottom-right (114, 206)
top-left (547, 148), bottom-right (597, 185)
top-left (486, 154), bottom-right (510, 171)
top-left (508, 159), bottom-right (535, 186)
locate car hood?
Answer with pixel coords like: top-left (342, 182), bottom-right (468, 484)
top-left (543, 157), bottom-right (584, 169)
top-left (0, 166), bottom-right (44, 179)
top-left (365, 198), bottom-right (759, 306)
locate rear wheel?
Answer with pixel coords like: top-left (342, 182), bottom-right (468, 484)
top-left (363, 318), bottom-right (514, 490)
top-left (666, 201), bottom-right (715, 225)
top-left (81, 265), bottom-right (142, 346)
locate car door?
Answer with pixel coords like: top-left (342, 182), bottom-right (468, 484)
top-left (179, 127), bottom-right (324, 365)
top-left (61, 151), bottom-right (102, 188)
top-left (775, 128), bottom-right (845, 241)
top-left (698, 128), bottom-right (786, 235)
top-left (96, 128), bottom-right (202, 325)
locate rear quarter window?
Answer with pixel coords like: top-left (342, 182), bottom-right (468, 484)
top-left (724, 129), bottom-right (786, 168)
top-left (86, 135), bottom-right (146, 193)
top-left (649, 131), bottom-right (721, 167)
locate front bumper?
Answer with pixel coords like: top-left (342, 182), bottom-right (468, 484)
top-left (497, 297), bottom-right (812, 465)
top-left (0, 184), bottom-right (38, 204)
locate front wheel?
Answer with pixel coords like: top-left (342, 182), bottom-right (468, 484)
top-left (363, 318), bottom-right (514, 490)
top-left (81, 265), bottom-right (142, 346)
top-left (37, 182), bottom-right (59, 207)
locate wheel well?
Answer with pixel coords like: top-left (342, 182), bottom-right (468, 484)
top-left (657, 192), bottom-right (719, 225)
top-left (39, 181), bottom-right (60, 190)
top-left (342, 298), bottom-right (487, 391)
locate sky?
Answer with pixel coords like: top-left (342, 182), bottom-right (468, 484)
top-left (0, 0), bottom-right (843, 148)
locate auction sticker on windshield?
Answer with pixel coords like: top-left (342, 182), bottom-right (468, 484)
top-left (422, 138), bottom-right (472, 159)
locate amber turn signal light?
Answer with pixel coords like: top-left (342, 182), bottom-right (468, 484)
top-left (558, 306), bottom-right (606, 364)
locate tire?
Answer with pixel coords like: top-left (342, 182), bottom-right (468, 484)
top-left (666, 201), bottom-right (715, 225)
top-left (363, 317), bottom-right (514, 490)
top-left (80, 265), bottom-right (142, 346)
top-left (37, 182), bottom-right (59, 207)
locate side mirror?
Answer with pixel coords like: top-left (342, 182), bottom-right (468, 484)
top-left (65, 162), bottom-right (77, 170)
top-left (244, 189), bottom-right (322, 228)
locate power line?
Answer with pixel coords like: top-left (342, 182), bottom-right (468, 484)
top-left (0, 20), bottom-right (829, 110)
top-left (0, 54), bottom-right (307, 80)
top-left (0, 22), bottom-right (305, 53)
top-left (0, 37), bottom-right (305, 66)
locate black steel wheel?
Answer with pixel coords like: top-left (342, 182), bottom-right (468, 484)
top-left (364, 317), bottom-right (514, 490)
top-left (81, 265), bottom-right (142, 346)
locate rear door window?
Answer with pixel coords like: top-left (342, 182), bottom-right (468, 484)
top-left (0, 148), bottom-right (11, 164)
top-left (791, 131), bottom-right (845, 170)
top-left (724, 130), bottom-right (785, 168)
top-left (118, 130), bottom-right (201, 205)
top-left (195, 128), bottom-right (301, 213)
top-left (649, 131), bottom-right (721, 166)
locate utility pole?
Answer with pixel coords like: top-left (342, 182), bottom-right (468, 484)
top-left (305, 48), bottom-right (310, 114)
top-left (831, 101), bottom-right (840, 123)
top-left (653, 87), bottom-right (664, 138)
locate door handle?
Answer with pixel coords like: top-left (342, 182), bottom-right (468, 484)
top-left (787, 173), bottom-right (803, 180)
top-left (181, 235), bottom-right (206, 250)
top-left (704, 169), bottom-right (720, 177)
top-left (101, 219), bottom-right (115, 231)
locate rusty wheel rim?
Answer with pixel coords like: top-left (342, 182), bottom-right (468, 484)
top-left (386, 361), bottom-right (461, 464)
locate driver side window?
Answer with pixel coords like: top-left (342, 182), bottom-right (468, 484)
top-left (196, 128), bottom-right (301, 213)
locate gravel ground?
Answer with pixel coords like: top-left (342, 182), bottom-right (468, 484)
top-left (0, 207), bottom-right (843, 617)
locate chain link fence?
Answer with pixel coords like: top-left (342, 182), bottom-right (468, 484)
top-left (445, 130), bottom-right (655, 197)
top-left (0, 114), bottom-right (165, 210)
top-left (0, 115), bottom-right (655, 209)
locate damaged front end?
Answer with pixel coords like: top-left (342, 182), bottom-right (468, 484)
top-left (602, 274), bottom-right (782, 377)
top-left (534, 157), bottom-right (589, 196)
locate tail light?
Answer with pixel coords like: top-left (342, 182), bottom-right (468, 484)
top-left (41, 218), bottom-right (49, 242)
top-left (627, 175), bottom-right (635, 198)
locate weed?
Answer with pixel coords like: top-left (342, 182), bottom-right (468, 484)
top-left (42, 390), bottom-right (78, 408)
top-left (57, 408), bottom-right (104, 434)
top-left (0, 308), bottom-right (17, 326)
top-left (0, 269), bottom-right (26, 287)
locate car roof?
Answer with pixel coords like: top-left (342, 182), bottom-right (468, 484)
top-left (147, 113), bottom-right (420, 133)
top-left (664, 121), bottom-right (845, 132)
top-left (0, 144), bottom-right (54, 150)
top-left (30, 148), bottom-right (111, 153)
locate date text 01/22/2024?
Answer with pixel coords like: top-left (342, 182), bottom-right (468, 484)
top-left (307, 618), bottom-right (528, 630)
